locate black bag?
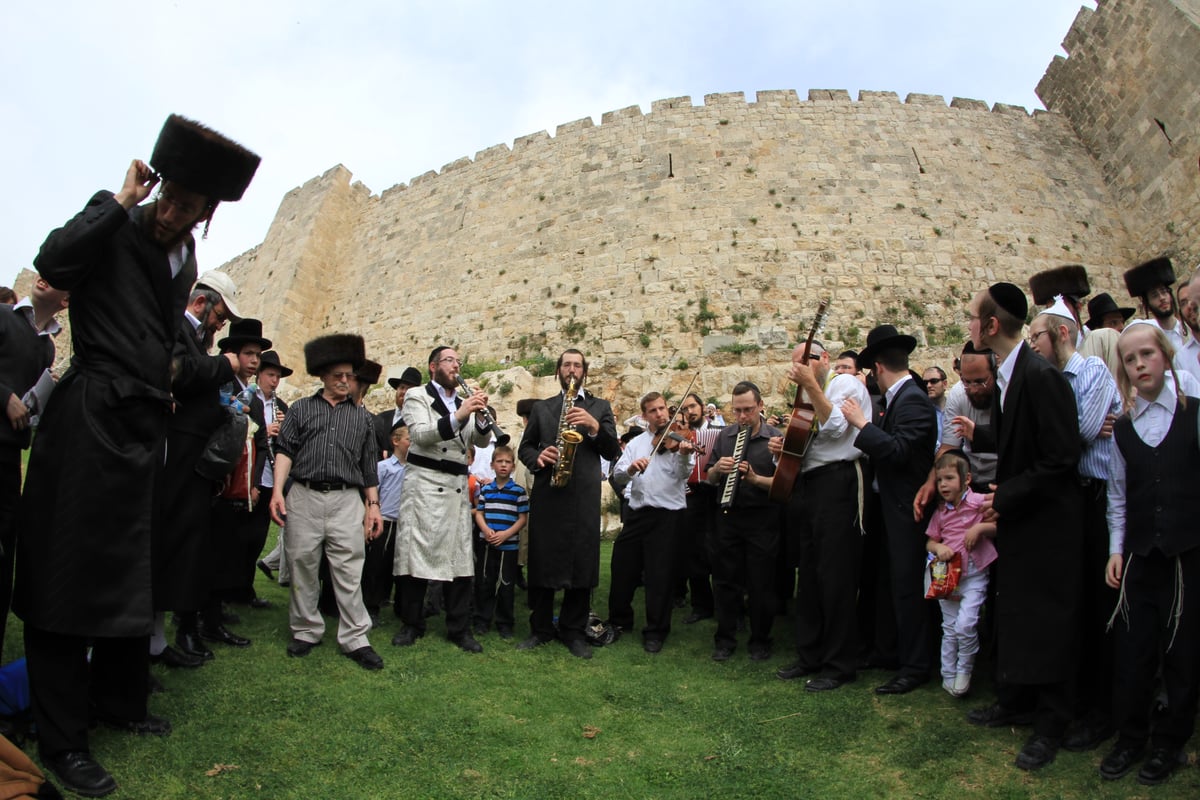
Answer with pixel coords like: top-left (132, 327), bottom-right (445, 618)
top-left (196, 409), bottom-right (249, 482)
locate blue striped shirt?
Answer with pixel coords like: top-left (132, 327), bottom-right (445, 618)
top-left (376, 456), bottom-right (407, 521)
top-left (1063, 351), bottom-right (1121, 480)
top-left (476, 478), bottom-right (529, 550)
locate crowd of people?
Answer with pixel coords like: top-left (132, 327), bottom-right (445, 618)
top-left (1, 114), bottom-right (1198, 797)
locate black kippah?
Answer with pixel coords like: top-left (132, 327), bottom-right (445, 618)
top-left (988, 282), bottom-right (1028, 321)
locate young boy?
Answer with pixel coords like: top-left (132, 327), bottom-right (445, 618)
top-left (472, 446), bottom-right (529, 639)
top-left (363, 423), bottom-right (410, 626)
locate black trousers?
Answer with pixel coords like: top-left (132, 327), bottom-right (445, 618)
top-left (856, 487), bottom-right (898, 668)
top-left (787, 461), bottom-right (863, 678)
top-left (608, 506), bottom-right (683, 642)
top-left (884, 505), bottom-right (933, 680)
top-left (397, 574), bottom-right (472, 637)
top-left (211, 495), bottom-right (271, 603)
top-left (1112, 547), bottom-right (1200, 751)
top-left (528, 586), bottom-right (589, 643)
top-left (710, 505), bottom-right (778, 651)
top-left (362, 520), bottom-right (398, 613)
top-left (678, 486), bottom-right (715, 616)
top-left (24, 625), bottom-right (149, 758)
top-left (474, 546), bottom-right (518, 630)
top-left (0, 446), bottom-right (21, 663)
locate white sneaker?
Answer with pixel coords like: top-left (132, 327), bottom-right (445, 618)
top-left (952, 672), bottom-right (971, 697)
top-left (942, 678), bottom-right (956, 696)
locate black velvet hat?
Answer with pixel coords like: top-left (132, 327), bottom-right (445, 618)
top-left (1123, 257), bottom-right (1176, 298)
top-left (987, 282), bottom-right (1029, 322)
top-left (150, 114), bottom-right (261, 202)
top-left (856, 325), bottom-right (918, 370)
top-left (1028, 265), bottom-right (1090, 305)
top-left (258, 350), bottom-right (293, 378)
top-left (217, 318), bottom-right (271, 353)
top-left (388, 367), bottom-right (423, 389)
top-left (1084, 293), bottom-right (1135, 330)
top-left (304, 334), bottom-right (366, 376)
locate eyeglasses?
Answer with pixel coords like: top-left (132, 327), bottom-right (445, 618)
top-left (961, 378), bottom-right (990, 388)
top-left (1027, 329), bottom-right (1052, 347)
top-left (437, 357), bottom-right (463, 367)
top-left (329, 371), bottom-right (355, 380)
top-left (926, 378), bottom-right (944, 385)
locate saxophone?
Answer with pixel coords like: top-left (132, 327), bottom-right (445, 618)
top-left (551, 376), bottom-right (585, 488)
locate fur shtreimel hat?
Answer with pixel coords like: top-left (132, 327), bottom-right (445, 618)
top-left (1123, 257), bottom-right (1175, 298)
top-left (356, 359), bottom-right (383, 386)
top-left (1028, 265), bottom-right (1090, 306)
top-left (304, 334), bottom-right (365, 376)
top-left (151, 114), bottom-right (261, 202)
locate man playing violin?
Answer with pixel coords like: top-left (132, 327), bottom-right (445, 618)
top-left (607, 392), bottom-right (696, 653)
top-left (770, 340), bottom-right (872, 691)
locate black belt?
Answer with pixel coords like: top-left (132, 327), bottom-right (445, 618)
top-left (407, 452), bottom-right (469, 476)
top-left (295, 479), bottom-right (357, 492)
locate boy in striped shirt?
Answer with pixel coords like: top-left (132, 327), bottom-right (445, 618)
top-left (472, 446), bottom-right (529, 639)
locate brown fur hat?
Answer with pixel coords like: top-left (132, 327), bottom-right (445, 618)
top-left (356, 359), bottom-right (383, 386)
top-left (151, 114), bottom-right (261, 202)
top-left (1123, 257), bottom-right (1176, 298)
top-left (304, 334), bottom-right (365, 376)
top-left (1028, 265), bottom-right (1090, 305)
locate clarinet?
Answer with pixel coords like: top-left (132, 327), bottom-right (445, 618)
top-left (719, 424), bottom-right (750, 509)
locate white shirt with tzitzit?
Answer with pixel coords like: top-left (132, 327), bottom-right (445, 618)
top-left (803, 372), bottom-right (871, 472)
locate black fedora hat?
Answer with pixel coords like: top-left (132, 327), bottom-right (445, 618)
top-left (1124, 257), bottom-right (1175, 298)
top-left (217, 318), bottom-right (271, 353)
top-left (856, 324), bottom-right (918, 370)
top-left (388, 366), bottom-right (423, 389)
top-left (257, 350), bottom-right (293, 378)
top-left (1085, 293), bottom-right (1135, 331)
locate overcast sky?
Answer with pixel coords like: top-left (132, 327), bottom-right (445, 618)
top-left (1, 0), bottom-right (1093, 290)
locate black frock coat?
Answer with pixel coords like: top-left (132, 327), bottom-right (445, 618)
top-left (990, 344), bottom-right (1083, 685)
top-left (15, 193), bottom-right (195, 637)
top-left (517, 390), bottom-right (621, 589)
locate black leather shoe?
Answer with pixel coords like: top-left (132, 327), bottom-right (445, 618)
top-left (874, 675), bottom-right (927, 695)
top-left (776, 661), bottom-right (817, 681)
top-left (248, 597), bottom-right (272, 609)
top-left (1099, 743), bottom-right (1145, 781)
top-left (564, 638), bottom-right (593, 659)
top-left (450, 633), bottom-right (483, 653)
top-left (257, 560), bottom-right (275, 580)
top-left (516, 635), bottom-right (551, 651)
top-left (748, 645), bottom-right (772, 662)
top-left (175, 631), bottom-right (214, 662)
top-left (286, 638), bottom-right (319, 658)
top-left (344, 645), bottom-right (384, 671)
top-left (711, 647), bottom-right (733, 662)
top-left (1137, 747), bottom-right (1183, 786)
top-left (643, 639), bottom-right (664, 654)
top-left (199, 624), bottom-right (251, 647)
top-left (682, 612), bottom-right (712, 625)
top-left (44, 751), bottom-right (116, 798)
top-left (151, 645), bottom-right (204, 669)
top-left (1014, 735), bottom-right (1059, 771)
top-left (806, 674), bottom-right (856, 692)
top-left (97, 713), bottom-right (172, 737)
top-left (966, 703), bottom-right (1034, 728)
top-left (497, 627), bottom-right (514, 640)
top-left (391, 626), bottom-right (423, 647)
top-left (1063, 719), bottom-right (1114, 752)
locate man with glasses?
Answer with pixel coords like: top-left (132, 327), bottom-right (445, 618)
top-left (1124, 257), bottom-right (1188, 353)
top-left (14, 116), bottom-right (258, 797)
top-left (391, 347), bottom-right (492, 653)
top-left (676, 392), bottom-right (720, 625)
top-left (771, 340), bottom-right (872, 690)
top-left (270, 335), bottom-right (384, 671)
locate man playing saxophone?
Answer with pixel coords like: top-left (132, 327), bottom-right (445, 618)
top-left (516, 349), bottom-right (621, 658)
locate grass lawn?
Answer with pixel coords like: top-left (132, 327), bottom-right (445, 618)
top-left (5, 532), bottom-right (1197, 799)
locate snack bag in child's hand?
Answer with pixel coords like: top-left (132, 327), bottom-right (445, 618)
top-left (924, 551), bottom-right (962, 599)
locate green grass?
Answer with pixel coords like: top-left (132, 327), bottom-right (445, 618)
top-left (5, 533), bottom-right (1197, 799)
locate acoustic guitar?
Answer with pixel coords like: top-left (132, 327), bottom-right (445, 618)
top-left (768, 299), bottom-right (830, 503)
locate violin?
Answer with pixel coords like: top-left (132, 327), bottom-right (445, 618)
top-left (651, 419), bottom-right (706, 455)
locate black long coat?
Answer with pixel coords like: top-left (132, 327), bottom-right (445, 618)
top-left (15, 193), bottom-right (195, 637)
top-left (991, 344), bottom-right (1083, 685)
top-left (518, 390), bottom-right (620, 589)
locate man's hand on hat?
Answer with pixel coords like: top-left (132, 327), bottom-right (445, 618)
top-left (114, 159), bottom-right (160, 210)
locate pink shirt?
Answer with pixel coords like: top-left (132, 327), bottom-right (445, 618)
top-left (926, 489), bottom-right (998, 573)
